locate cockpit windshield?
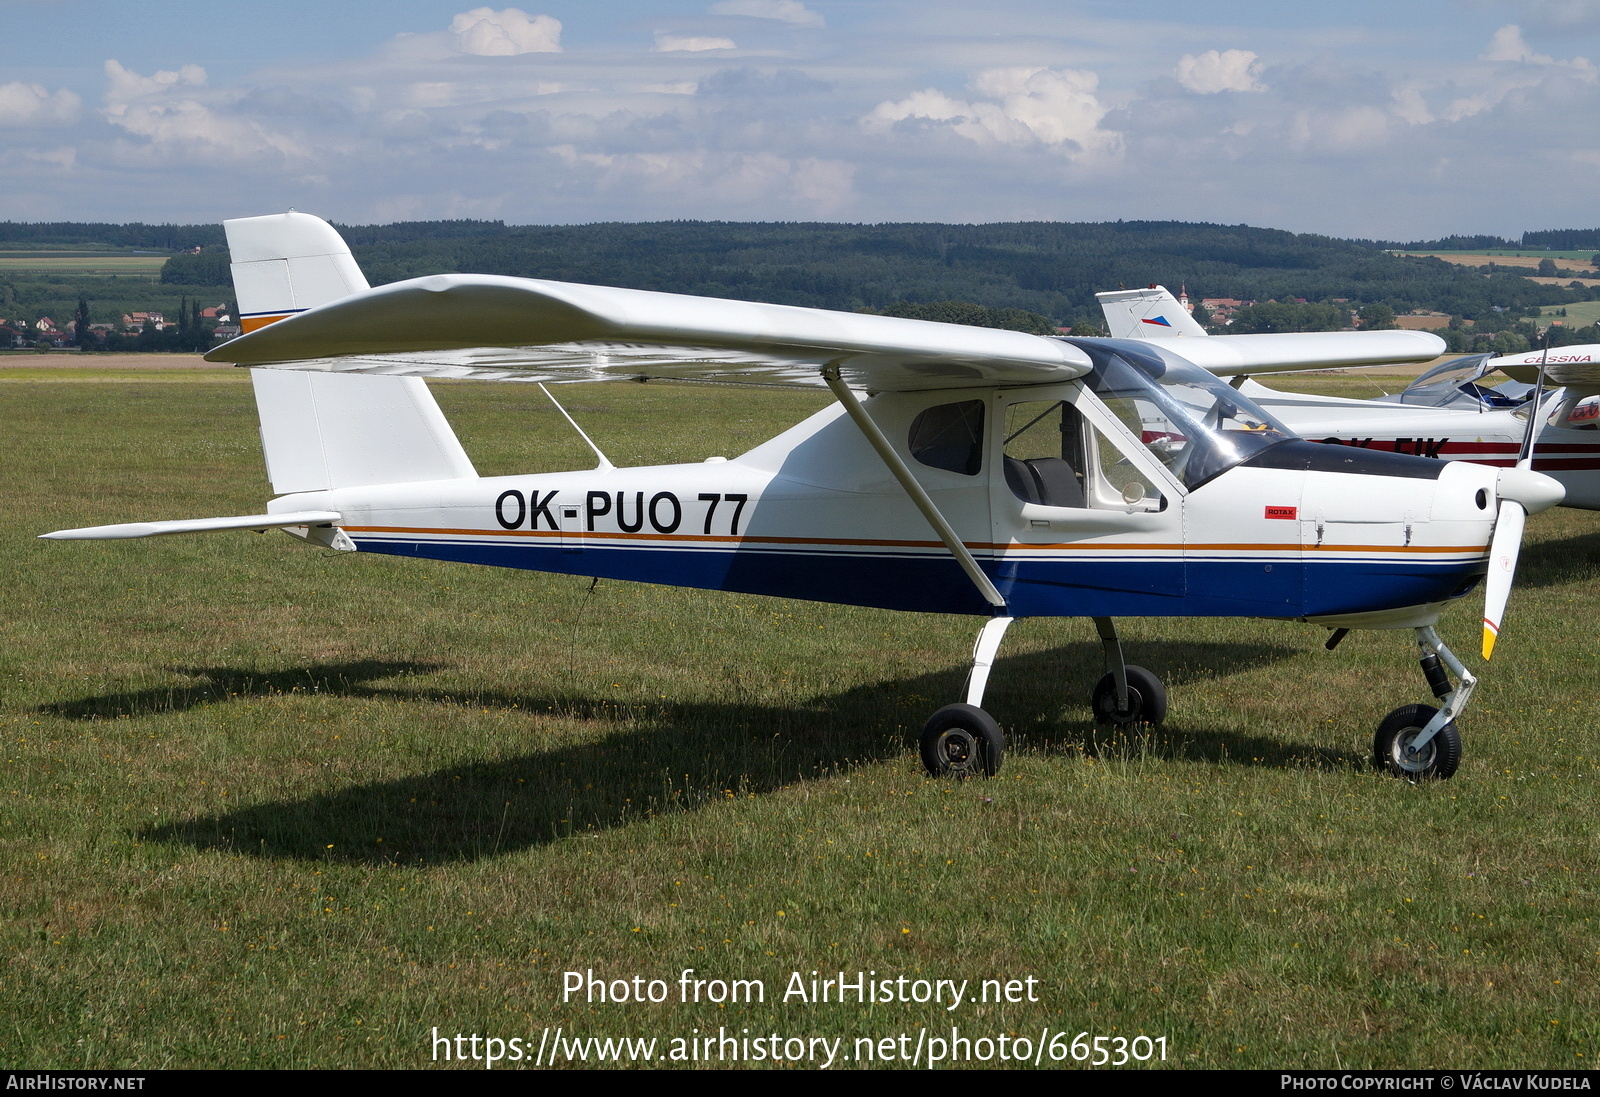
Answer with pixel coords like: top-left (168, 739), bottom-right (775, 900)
top-left (1399, 354), bottom-right (1527, 409)
top-left (1064, 338), bottom-right (1297, 490)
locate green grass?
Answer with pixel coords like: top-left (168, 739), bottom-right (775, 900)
top-left (1534, 301), bottom-right (1600, 330)
top-left (0, 256), bottom-right (167, 275)
top-left (3, 374), bottom-right (1598, 1069)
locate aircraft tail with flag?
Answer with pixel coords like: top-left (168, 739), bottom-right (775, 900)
top-left (1095, 285), bottom-right (1208, 339)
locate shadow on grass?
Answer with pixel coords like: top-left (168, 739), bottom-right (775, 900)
top-left (1518, 527), bottom-right (1600, 589)
top-left (38, 660), bottom-right (444, 720)
top-left (95, 639), bottom-right (1359, 864)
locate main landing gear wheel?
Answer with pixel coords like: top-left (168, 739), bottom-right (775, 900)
top-left (1090, 666), bottom-right (1167, 727)
top-left (920, 703), bottom-right (1003, 779)
top-left (1373, 703), bottom-right (1461, 781)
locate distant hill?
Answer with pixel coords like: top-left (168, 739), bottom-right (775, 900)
top-left (334, 219), bottom-right (1600, 326)
top-left (5, 218), bottom-right (1600, 337)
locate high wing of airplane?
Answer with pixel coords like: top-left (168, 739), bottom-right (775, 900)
top-left (1095, 285), bottom-right (1600, 511)
top-left (42, 214), bottom-right (1566, 782)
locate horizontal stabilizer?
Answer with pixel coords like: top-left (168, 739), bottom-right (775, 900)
top-left (40, 510), bottom-right (342, 540)
top-left (1162, 330), bottom-right (1447, 377)
top-left (206, 273), bottom-right (1093, 391)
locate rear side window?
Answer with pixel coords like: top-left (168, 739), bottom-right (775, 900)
top-left (909, 400), bottom-right (985, 475)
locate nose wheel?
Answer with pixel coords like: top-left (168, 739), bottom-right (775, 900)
top-left (1374, 703), bottom-right (1461, 781)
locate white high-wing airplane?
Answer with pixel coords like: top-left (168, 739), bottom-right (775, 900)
top-left (1097, 286), bottom-right (1600, 509)
top-left (41, 214), bottom-right (1566, 782)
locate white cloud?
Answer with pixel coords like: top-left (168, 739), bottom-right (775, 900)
top-left (102, 59), bottom-right (205, 107)
top-left (1480, 23), bottom-right (1592, 68)
top-left (708, 0), bottom-right (824, 27)
top-left (655, 34), bottom-right (738, 51)
top-left (1175, 49), bottom-right (1265, 94)
top-left (101, 60), bottom-right (304, 163)
top-left (1482, 24), bottom-right (1553, 62)
top-left (1390, 84), bottom-right (1434, 125)
top-left (450, 8), bottom-right (562, 55)
top-left (0, 82), bottom-right (80, 125)
top-left (863, 66), bottom-right (1120, 160)
top-left (549, 145), bottom-right (853, 213)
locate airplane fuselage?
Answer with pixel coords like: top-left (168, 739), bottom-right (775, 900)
top-left (273, 385), bottom-right (1501, 625)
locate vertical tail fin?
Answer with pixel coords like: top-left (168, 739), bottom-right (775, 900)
top-left (1096, 286), bottom-right (1208, 339)
top-left (226, 210), bottom-right (370, 332)
top-left (223, 211), bottom-right (477, 493)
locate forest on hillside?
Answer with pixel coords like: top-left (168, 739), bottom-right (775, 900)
top-left (7, 219), bottom-right (1600, 347)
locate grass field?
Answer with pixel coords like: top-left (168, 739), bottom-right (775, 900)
top-left (1535, 301), bottom-right (1600, 330)
top-left (0, 254), bottom-right (167, 276)
top-left (3, 370), bottom-right (1598, 1070)
top-left (1391, 249), bottom-right (1600, 265)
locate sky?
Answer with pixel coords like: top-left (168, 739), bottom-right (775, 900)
top-left (3, 0), bottom-right (1599, 238)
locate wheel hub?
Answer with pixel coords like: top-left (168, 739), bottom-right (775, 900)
top-left (1394, 731), bottom-right (1434, 773)
top-left (938, 729), bottom-right (976, 766)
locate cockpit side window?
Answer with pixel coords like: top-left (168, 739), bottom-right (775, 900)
top-left (1003, 398), bottom-right (1165, 510)
top-left (909, 400), bottom-right (985, 475)
top-left (1002, 400), bottom-right (1087, 507)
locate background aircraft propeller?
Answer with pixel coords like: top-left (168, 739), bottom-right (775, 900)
top-left (1483, 348), bottom-right (1563, 658)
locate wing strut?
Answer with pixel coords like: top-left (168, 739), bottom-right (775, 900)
top-left (821, 366), bottom-right (1008, 613)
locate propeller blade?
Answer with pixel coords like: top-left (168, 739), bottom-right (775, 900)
top-left (1484, 343), bottom-right (1560, 659)
top-left (1482, 500), bottom-right (1526, 660)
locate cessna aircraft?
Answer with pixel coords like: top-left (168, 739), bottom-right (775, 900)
top-left (41, 214), bottom-right (1566, 782)
top-left (1097, 286), bottom-right (1600, 509)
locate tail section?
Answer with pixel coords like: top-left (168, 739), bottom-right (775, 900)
top-left (251, 370), bottom-right (477, 492)
top-left (1096, 286), bottom-right (1208, 339)
top-left (224, 211), bottom-right (477, 493)
top-left (227, 210), bottom-right (370, 332)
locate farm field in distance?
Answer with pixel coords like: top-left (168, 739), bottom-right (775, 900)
top-left (2, 364), bottom-right (1597, 1069)
top-left (1533, 301), bottom-right (1600, 330)
top-left (1391, 250), bottom-right (1600, 266)
top-left (0, 250), bottom-right (168, 276)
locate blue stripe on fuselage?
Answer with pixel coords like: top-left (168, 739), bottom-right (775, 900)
top-left (352, 536), bottom-right (1482, 619)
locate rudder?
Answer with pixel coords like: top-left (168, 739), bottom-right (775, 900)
top-left (223, 211), bottom-right (477, 493)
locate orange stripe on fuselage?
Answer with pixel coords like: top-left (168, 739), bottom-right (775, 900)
top-left (240, 314), bottom-right (293, 334)
top-left (342, 525), bottom-right (1488, 556)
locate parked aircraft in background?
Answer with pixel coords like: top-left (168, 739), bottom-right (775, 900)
top-left (1098, 286), bottom-right (1600, 509)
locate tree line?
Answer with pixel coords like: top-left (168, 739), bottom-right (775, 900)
top-left (12, 217), bottom-right (1600, 345)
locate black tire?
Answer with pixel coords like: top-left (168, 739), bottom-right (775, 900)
top-left (920, 703), bottom-right (1003, 779)
top-left (1090, 665), bottom-right (1167, 727)
top-left (1373, 703), bottom-right (1461, 781)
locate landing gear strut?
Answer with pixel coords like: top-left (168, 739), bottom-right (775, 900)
top-left (917, 616), bottom-right (1172, 778)
top-left (1373, 625), bottom-right (1475, 781)
top-left (920, 616), bottom-right (1011, 779)
top-left (1088, 617), bottom-right (1167, 727)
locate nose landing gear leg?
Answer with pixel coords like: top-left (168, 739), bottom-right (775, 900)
top-left (1374, 626), bottom-right (1475, 780)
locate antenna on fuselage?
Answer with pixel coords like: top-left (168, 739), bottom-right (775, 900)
top-left (538, 383), bottom-right (614, 471)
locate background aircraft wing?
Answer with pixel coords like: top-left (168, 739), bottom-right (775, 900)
top-left (205, 274), bottom-right (1093, 391)
top-left (1165, 329), bottom-right (1447, 376)
top-left (1490, 345), bottom-right (1600, 390)
top-left (1096, 285), bottom-right (1446, 376)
